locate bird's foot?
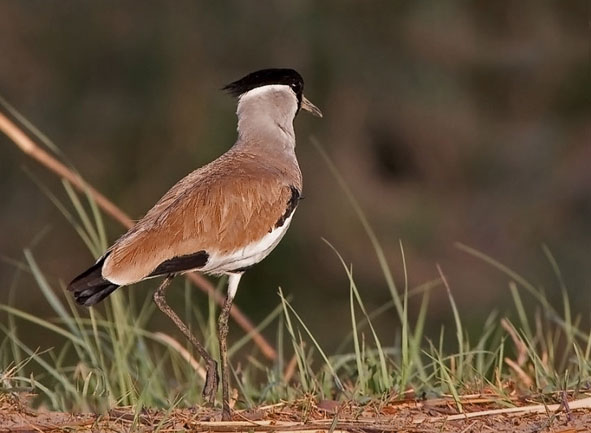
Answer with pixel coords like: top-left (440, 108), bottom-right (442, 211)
top-left (202, 361), bottom-right (219, 404)
top-left (221, 406), bottom-right (232, 421)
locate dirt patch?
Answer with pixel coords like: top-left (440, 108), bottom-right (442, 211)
top-left (1, 393), bottom-right (590, 432)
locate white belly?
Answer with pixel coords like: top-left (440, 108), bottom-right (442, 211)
top-left (200, 214), bottom-right (293, 274)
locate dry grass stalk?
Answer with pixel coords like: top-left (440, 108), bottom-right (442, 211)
top-left (0, 110), bottom-right (276, 360)
top-left (504, 357), bottom-right (533, 388)
top-left (500, 318), bottom-right (528, 366)
top-left (154, 332), bottom-right (207, 379)
top-left (283, 351), bottom-right (299, 383)
top-left (440, 396), bottom-right (591, 421)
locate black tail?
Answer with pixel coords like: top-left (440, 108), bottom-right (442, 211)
top-left (67, 254), bottom-right (120, 306)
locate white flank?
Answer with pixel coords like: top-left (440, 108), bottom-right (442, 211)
top-left (202, 214), bottom-right (294, 275)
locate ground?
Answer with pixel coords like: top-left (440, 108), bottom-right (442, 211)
top-left (1, 393), bottom-right (590, 433)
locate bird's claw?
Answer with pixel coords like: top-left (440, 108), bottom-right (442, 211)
top-left (202, 361), bottom-right (219, 404)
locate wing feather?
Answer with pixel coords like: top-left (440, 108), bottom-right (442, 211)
top-left (102, 153), bottom-right (301, 285)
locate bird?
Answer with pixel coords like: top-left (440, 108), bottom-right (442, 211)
top-left (67, 68), bottom-right (322, 420)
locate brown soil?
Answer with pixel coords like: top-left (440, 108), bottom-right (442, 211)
top-left (1, 393), bottom-right (590, 433)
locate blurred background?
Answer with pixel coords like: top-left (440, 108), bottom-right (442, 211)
top-left (1, 1), bottom-right (590, 351)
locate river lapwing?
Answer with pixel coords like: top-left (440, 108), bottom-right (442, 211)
top-left (67, 68), bottom-right (322, 420)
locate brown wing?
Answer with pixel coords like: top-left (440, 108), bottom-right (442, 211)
top-left (102, 154), bottom-right (301, 285)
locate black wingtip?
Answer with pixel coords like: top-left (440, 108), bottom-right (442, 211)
top-left (72, 282), bottom-right (119, 306)
top-left (68, 254), bottom-right (120, 307)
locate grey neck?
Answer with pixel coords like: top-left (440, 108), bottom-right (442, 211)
top-left (233, 85), bottom-right (298, 155)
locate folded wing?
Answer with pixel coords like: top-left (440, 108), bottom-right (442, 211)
top-left (101, 157), bottom-right (301, 285)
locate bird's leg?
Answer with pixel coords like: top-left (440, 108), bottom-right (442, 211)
top-left (153, 275), bottom-right (218, 404)
top-left (218, 273), bottom-right (241, 421)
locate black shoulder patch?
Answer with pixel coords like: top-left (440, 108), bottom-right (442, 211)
top-left (275, 186), bottom-right (301, 229)
top-left (149, 250), bottom-right (209, 277)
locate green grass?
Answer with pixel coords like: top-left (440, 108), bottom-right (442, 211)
top-left (1, 127), bottom-right (590, 413)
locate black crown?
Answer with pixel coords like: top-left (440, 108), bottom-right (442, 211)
top-left (223, 68), bottom-right (304, 100)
